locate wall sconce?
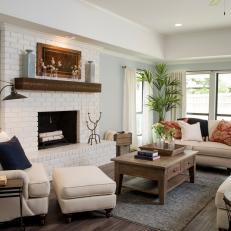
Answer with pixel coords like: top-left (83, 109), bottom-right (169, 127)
top-left (0, 80), bottom-right (27, 100)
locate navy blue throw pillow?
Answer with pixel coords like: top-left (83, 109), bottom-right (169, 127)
top-left (0, 136), bottom-right (32, 170)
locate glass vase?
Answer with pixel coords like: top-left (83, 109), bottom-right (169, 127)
top-left (168, 137), bottom-right (175, 150)
top-left (156, 137), bottom-right (165, 149)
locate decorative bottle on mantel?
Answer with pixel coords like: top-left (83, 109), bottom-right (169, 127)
top-left (23, 49), bottom-right (35, 78)
top-left (85, 61), bottom-right (95, 83)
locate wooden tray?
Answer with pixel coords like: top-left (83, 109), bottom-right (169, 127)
top-left (139, 143), bottom-right (185, 156)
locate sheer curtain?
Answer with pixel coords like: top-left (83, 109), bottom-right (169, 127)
top-left (122, 68), bottom-right (138, 147)
top-left (170, 71), bottom-right (186, 120)
top-left (142, 81), bottom-right (153, 144)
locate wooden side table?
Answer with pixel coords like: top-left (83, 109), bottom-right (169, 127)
top-left (0, 178), bottom-right (25, 230)
top-left (113, 132), bottom-right (132, 156)
top-left (224, 191), bottom-right (231, 231)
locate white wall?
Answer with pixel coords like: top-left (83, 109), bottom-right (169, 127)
top-left (164, 28), bottom-right (231, 60)
top-left (99, 53), bottom-right (153, 136)
top-left (0, 22), bottom-right (155, 152)
top-left (0, 23), bottom-right (101, 153)
top-left (0, 0), bottom-right (163, 60)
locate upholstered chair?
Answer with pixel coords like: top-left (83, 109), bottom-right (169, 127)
top-left (0, 131), bottom-right (50, 224)
top-left (215, 176), bottom-right (231, 230)
top-left (0, 163), bottom-right (50, 224)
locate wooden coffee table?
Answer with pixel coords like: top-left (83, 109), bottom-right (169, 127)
top-left (111, 149), bottom-right (198, 204)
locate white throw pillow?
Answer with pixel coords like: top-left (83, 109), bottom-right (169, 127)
top-left (178, 121), bottom-right (203, 141)
top-left (0, 131), bottom-right (10, 142)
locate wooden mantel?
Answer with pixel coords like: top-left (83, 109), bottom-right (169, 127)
top-left (14, 78), bottom-right (101, 93)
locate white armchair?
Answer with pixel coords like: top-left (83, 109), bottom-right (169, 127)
top-left (0, 163), bottom-right (50, 224)
top-left (215, 176), bottom-right (231, 230)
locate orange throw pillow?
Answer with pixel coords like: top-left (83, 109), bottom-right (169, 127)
top-left (161, 121), bottom-right (182, 139)
top-left (210, 120), bottom-right (231, 146)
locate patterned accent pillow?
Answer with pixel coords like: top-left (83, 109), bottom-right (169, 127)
top-left (210, 120), bottom-right (231, 146)
top-left (161, 121), bottom-right (182, 139)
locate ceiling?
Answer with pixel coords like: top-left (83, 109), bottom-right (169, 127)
top-left (85, 0), bottom-right (231, 34)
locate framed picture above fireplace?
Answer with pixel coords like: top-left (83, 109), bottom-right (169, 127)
top-left (36, 43), bottom-right (81, 79)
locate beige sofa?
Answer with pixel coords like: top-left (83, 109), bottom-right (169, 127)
top-left (175, 120), bottom-right (231, 170)
top-left (0, 163), bottom-right (50, 224)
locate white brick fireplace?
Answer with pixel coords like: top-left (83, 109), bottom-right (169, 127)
top-left (0, 23), bottom-right (116, 176)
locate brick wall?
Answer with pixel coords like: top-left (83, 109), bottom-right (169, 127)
top-left (0, 23), bottom-right (102, 154)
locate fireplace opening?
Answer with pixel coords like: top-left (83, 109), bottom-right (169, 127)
top-left (38, 111), bottom-right (78, 149)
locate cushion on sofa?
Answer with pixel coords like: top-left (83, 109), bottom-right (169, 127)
top-left (160, 121), bottom-right (182, 139)
top-left (178, 118), bottom-right (208, 139)
top-left (188, 118), bottom-right (208, 139)
top-left (25, 163), bottom-right (50, 198)
top-left (175, 139), bottom-right (231, 159)
top-left (210, 120), bottom-right (231, 146)
top-left (0, 136), bottom-right (32, 170)
top-left (215, 176), bottom-right (231, 210)
top-left (208, 120), bottom-right (220, 140)
top-left (174, 139), bottom-right (197, 150)
top-left (53, 166), bottom-right (116, 199)
top-left (178, 121), bottom-right (203, 141)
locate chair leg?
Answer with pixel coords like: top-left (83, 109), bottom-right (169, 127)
top-left (39, 214), bottom-right (46, 226)
top-left (64, 214), bottom-right (72, 223)
top-left (105, 209), bottom-right (113, 218)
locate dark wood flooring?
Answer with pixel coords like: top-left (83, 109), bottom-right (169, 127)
top-left (0, 163), bottom-right (225, 231)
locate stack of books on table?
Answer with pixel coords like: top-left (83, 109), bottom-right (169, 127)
top-left (135, 150), bottom-right (160, 161)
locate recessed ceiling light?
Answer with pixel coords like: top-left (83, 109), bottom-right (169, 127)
top-left (175, 23), bottom-right (183, 27)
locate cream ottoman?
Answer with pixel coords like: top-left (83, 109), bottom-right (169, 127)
top-left (215, 176), bottom-right (231, 231)
top-left (53, 166), bottom-right (116, 222)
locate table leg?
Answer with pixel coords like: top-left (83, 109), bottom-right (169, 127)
top-left (115, 164), bottom-right (123, 195)
top-left (189, 165), bottom-right (195, 183)
top-left (158, 175), bottom-right (167, 205)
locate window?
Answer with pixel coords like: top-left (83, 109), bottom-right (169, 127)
top-left (216, 73), bottom-right (231, 121)
top-left (186, 73), bottom-right (210, 119)
top-left (136, 73), bottom-right (143, 146)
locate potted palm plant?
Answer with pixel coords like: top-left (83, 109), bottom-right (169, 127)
top-left (137, 63), bottom-right (181, 122)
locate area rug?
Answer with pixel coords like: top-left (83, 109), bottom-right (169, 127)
top-left (113, 170), bottom-right (226, 231)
